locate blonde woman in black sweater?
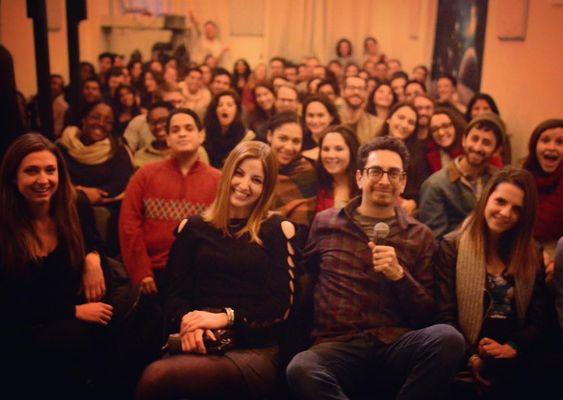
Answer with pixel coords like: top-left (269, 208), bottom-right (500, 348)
top-left (137, 141), bottom-right (297, 399)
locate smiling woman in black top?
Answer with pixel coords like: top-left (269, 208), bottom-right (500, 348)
top-left (136, 140), bottom-right (296, 399)
top-left (0, 133), bottom-right (111, 396)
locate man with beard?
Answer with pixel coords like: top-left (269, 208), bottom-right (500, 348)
top-left (419, 113), bottom-right (505, 238)
top-left (287, 136), bottom-right (464, 399)
top-left (339, 76), bottom-right (383, 144)
top-left (64, 78), bottom-right (103, 127)
top-left (413, 94), bottom-right (435, 140)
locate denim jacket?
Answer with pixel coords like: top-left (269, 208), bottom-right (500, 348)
top-left (419, 157), bottom-right (494, 239)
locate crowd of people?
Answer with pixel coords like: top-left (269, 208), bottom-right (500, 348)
top-left (0, 26), bottom-right (562, 400)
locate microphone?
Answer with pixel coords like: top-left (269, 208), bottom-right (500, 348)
top-left (373, 222), bottom-right (390, 244)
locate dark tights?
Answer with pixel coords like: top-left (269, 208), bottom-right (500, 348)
top-left (136, 353), bottom-right (250, 400)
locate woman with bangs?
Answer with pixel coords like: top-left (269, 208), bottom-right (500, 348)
top-left (435, 167), bottom-right (548, 398)
top-left (426, 107), bottom-right (466, 172)
top-left (523, 119), bottom-right (563, 284)
top-left (316, 125), bottom-right (360, 212)
top-left (136, 141), bottom-right (296, 400)
top-left (204, 89), bottom-right (255, 168)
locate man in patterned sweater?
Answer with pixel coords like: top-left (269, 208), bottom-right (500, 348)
top-left (119, 108), bottom-right (221, 298)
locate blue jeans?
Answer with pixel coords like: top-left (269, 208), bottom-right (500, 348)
top-left (286, 324), bottom-right (465, 400)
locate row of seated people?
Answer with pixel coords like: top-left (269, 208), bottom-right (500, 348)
top-left (1, 126), bottom-right (562, 399)
top-left (49, 74), bottom-right (561, 269)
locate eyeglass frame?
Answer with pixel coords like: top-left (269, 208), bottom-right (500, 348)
top-left (429, 121), bottom-right (454, 134)
top-left (362, 166), bottom-right (407, 183)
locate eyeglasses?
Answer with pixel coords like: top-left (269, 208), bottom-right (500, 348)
top-left (363, 166), bottom-right (406, 183)
top-left (345, 85), bottom-right (366, 92)
top-left (430, 121), bottom-right (453, 134)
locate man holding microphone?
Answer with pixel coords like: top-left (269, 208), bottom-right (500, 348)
top-left (287, 136), bottom-right (465, 399)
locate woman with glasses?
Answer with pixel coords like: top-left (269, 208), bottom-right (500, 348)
top-left (426, 107), bottom-right (466, 173)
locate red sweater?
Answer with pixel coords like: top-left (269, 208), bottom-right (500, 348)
top-left (119, 158), bottom-right (221, 283)
top-left (531, 165), bottom-right (563, 242)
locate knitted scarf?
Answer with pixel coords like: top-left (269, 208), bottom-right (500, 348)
top-left (456, 229), bottom-right (535, 345)
top-left (274, 157), bottom-right (318, 226)
top-left (58, 126), bottom-right (112, 165)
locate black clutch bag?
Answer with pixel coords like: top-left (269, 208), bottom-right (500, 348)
top-left (165, 329), bottom-right (236, 355)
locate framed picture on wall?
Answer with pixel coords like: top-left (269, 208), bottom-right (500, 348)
top-left (430, 0), bottom-right (488, 104)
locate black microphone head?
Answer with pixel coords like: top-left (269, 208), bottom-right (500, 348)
top-left (373, 222), bottom-right (390, 241)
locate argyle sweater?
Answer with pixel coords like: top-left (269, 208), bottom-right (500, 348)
top-left (119, 157), bottom-right (221, 283)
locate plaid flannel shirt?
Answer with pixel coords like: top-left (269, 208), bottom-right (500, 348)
top-left (305, 196), bottom-right (437, 344)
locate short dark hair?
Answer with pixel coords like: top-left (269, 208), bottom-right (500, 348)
top-left (413, 65), bottom-right (428, 74)
top-left (438, 73), bottom-right (457, 87)
top-left (465, 92), bottom-right (500, 122)
top-left (357, 136), bottom-right (410, 171)
top-left (148, 100), bottom-right (174, 115)
top-left (405, 79), bottom-right (427, 93)
top-left (269, 57), bottom-right (286, 66)
top-left (212, 67), bottom-right (232, 83)
top-left (81, 77), bottom-right (101, 89)
top-left (390, 71), bottom-right (409, 81)
top-left (284, 63), bottom-right (298, 72)
top-left (98, 52), bottom-right (115, 62)
top-left (166, 107), bottom-right (202, 132)
top-left (267, 110), bottom-right (301, 134)
top-left (343, 75), bottom-right (366, 88)
top-left (107, 66), bottom-right (124, 78)
top-left (186, 67), bottom-right (203, 76)
top-left (317, 79), bottom-right (340, 96)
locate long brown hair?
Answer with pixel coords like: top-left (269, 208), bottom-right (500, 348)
top-left (316, 125), bottom-right (360, 197)
top-left (0, 133), bottom-right (85, 272)
top-left (204, 141), bottom-right (278, 245)
top-left (463, 167), bottom-right (539, 281)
